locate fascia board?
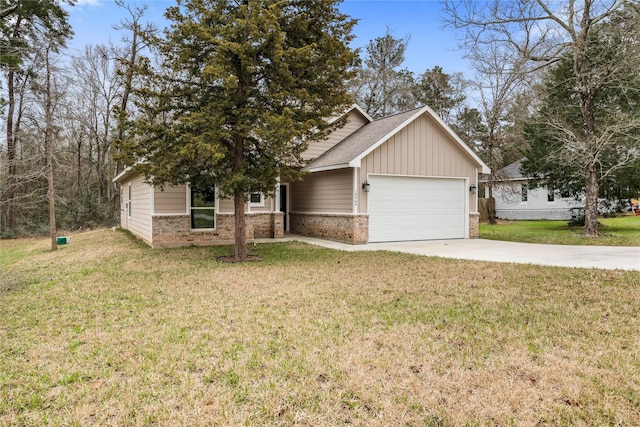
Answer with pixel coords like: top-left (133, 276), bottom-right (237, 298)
top-left (327, 104), bottom-right (374, 125)
top-left (304, 163), bottom-right (351, 173)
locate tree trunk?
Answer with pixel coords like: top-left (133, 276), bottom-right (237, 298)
top-left (584, 162), bottom-right (599, 237)
top-left (234, 192), bottom-right (247, 260)
top-left (4, 68), bottom-right (17, 236)
top-left (486, 129), bottom-right (497, 224)
top-left (45, 45), bottom-right (57, 251)
top-left (487, 196), bottom-right (496, 225)
top-left (112, 10), bottom-right (142, 224)
top-left (3, 17), bottom-right (24, 237)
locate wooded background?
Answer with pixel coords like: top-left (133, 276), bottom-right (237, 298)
top-left (1, 0), bottom-right (638, 239)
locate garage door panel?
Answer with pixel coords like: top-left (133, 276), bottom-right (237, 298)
top-left (368, 175), bottom-right (466, 242)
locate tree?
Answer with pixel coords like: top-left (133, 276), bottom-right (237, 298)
top-left (522, 34), bottom-right (640, 209)
top-left (351, 29), bottom-right (414, 118)
top-left (42, 40), bottom-right (57, 250)
top-left (451, 106), bottom-right (486, 152)
top-left (413, 65), bottom-right (467, 124)
top-left (444, 0), bottom-right (640, 236)
top-left (465, 39), bottom-right (533, 223)
top-left (118, 0), bottom-right (357, 260)
top-left (1, 0), bottom-right (72, 237)
top-left (112, 1), bottom-right (157, 221)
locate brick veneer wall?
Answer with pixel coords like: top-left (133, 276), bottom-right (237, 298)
top-left (289, 212), bottom-right (369, 244)
top-left (469, 213), bottom-right (479, 238)
top-left (150, 212), bottom-right (284, 248)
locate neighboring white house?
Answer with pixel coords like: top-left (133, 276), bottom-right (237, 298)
top-left (487, 159), bottom-right (579, 220)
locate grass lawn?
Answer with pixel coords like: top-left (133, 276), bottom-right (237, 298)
top-left (2, 229), bottom-right (640, 425)
top-left (480, 214), bottom-right (640, 246)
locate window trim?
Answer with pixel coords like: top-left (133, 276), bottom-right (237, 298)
top-left (189, 184), bottom-right (217, 231)
top-left (128, 183), bottom-right (132, 218)
top-left (547, 184), bottom-right (555, 202)
top-left (249, 192), bottom-right (265, 207)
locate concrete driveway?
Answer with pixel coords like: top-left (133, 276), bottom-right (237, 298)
top-left (280, 236), bottom-right (640, 271)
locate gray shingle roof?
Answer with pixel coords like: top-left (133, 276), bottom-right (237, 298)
top-left (497, 158), bottom-right (527, 180)
top-left (305, 107), bottom-right (425, 171)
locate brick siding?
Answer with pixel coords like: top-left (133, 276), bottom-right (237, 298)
top-left (289, 212), bottom-right (369, 244)
top-left (150, 212), bottom-right (284, 248)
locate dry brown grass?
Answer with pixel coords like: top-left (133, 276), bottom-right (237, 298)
top-left (1, 229), bottom-right (639, 426)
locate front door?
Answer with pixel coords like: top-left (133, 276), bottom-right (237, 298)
top-left (279, 184), bottom-right (288, 231)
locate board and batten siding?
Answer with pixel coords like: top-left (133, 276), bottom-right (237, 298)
top-left (291, 168), bottom-right (353, 213)
top-left (359, 114), bottom-right (478, 214)
top-left (125, 174), bottom-right (152, 243)
top-left (154, 185), bottom-right (187, 214)
top-left (303, 109), bottom-right (369, 161)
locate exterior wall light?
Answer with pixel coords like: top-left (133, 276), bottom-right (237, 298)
top-left (469, 184), bottom-right (477, 194)
top-left (362, 180), bottom-right (370, 192)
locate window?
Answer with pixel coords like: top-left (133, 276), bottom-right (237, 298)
top-left (191, 184), bottom-right (216, 229)
top-left (128, 184), bottom-right (132, 218)
top-left (521, 184), bottom-right (528, 202)
top-left (249, 192), bottom-right (264, 207)
top-left (547, 185), bottom-right (555, 202)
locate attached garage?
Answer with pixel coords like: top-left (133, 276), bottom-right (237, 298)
top-left (367, 175), bottom-right (467, 242)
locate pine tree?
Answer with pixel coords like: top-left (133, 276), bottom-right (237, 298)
top-left (119, 0), bottom-right (357, 260)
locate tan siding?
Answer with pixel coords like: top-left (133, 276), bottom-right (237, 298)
top-left (249, 195), bottom-right (275, 212)
top-left (154, 185), bottom-right (187, 214)
top-left (303, 110), bottom-right (369, 160)
top-left (359, 114), bottom-right (478, 214)
top-left (218, 198), bottom-right (234, 213)
top-left (291, 169), bottom-right (353, 213)
top-left (124, 173), bottom-right (152, 242)
top-left (216, 194), bottom-right (277, 213)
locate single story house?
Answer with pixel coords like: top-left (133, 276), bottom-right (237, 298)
top-left (487, 158), bottom-right (578, 220)
top-left (114, 104), bottom-right (490, 248)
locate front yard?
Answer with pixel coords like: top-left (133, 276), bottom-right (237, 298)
top-left (480, 215), bottom-right (640, 246)
top-left (1, 230), bottom-right (639, 425)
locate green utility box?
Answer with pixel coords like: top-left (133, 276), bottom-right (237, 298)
top-left (56, 236), bottom-right (70, 245)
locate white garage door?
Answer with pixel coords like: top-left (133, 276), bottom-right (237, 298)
top-left (368, 175), bottom-right (466, 242)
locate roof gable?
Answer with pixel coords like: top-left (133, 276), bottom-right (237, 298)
top-left (306, 105), bottom-right (490, 174)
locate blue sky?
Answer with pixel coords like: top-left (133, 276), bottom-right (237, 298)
top-left (66, 0), bottom-right (470, 77)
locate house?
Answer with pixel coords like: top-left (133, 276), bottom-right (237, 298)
top-left (487, 158), bottom-right (578, 220)
top-left (113, 104), bottom-right (490, 248)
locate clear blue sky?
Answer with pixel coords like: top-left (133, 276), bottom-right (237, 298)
top-left (66, 0), bottom-right (470, 77)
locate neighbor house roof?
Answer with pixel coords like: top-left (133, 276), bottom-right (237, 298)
top-left (501, 158), bottom-right (527, 180)
top-left (305, 105), bottom-right (490, 174)
top-left (489, 158), bottom-right (527, 182)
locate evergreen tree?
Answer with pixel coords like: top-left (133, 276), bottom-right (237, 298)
top-left (351, 30), bottom-right (414, 118)
top-left (413, 66), bottom-right (466, 124)
top-left (451, 106), bottom-right (486, 152)
top-left (118, 0), bottom-right (356, 260)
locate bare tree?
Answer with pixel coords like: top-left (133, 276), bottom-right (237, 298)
top-left (111, 1), bottom-right (156, 220)
top-left (469, 42), bottom-right (535, 223)
top-left (444, 0), bottom-right (640, 236)
top-left (43, 41), bottom-right (57, 250)
top-left (70, 44), bottom-right (122, 225)
top-left (1, 0), bottom-right (72, 237)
